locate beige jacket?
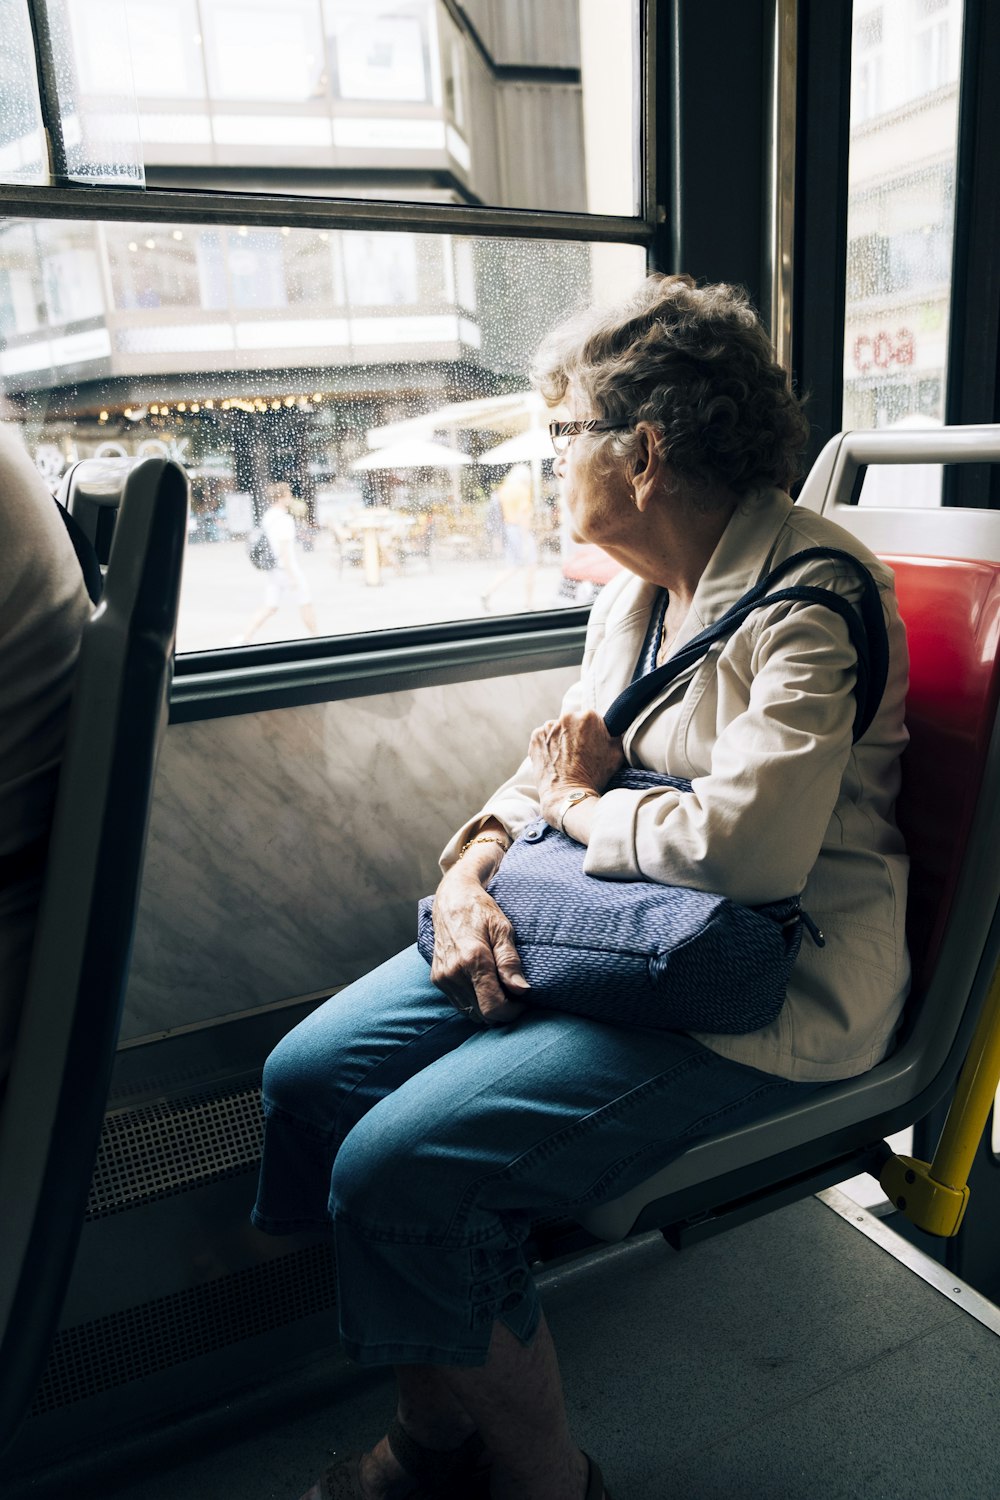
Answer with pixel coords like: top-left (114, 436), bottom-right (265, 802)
top-left (440, 487), bottom-right (910, 1083)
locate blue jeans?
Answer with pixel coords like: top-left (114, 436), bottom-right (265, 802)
top-left (252, 945), bottom-right (822, 1367)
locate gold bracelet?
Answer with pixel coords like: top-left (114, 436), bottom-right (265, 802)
top-left (459, 834), bottom-right (510, 858)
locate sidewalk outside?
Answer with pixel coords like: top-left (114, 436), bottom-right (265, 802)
top-left (177, 533), bottom-right (569, 654)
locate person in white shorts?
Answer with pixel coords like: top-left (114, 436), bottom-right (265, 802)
top-left (235, 482), bottom-right (318, 645)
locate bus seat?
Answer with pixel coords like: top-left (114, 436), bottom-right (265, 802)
top-left (887, 556), bottom-right (1000, 998)
top-left (573, 426), bottom-right (1000, 1248)
top-left (0, 457), bottom-right (189, 1455)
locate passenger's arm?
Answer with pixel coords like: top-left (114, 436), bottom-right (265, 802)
top-left (430, 668), bottom-right (596, 1024)
top-left (437, 672), bottom-right (589, 872)
top-left (429, 586), bottom-right (619, 1018)
top-left (527, 709), bottom-right (625, 827)
top-left (430, 818), bottom-right (530, 1028)
top-left (581, 597), bottom-right (861, 904)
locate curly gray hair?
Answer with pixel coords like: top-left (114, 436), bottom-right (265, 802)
top-left (532, 274), bottom-right (810, 497)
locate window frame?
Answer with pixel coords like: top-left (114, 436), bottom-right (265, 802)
top-left (3, 1), bottom-right (659, 715)
top-left (8, 0), bottom-right (892, 722)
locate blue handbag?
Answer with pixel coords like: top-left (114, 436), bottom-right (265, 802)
top-left (417, 548), bottom-right (889, 1033)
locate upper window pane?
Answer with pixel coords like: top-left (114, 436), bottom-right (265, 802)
top-left (121, 0), bottom-right (638, 215)
top-left (0, 0), bottom-right (144, 188)
top-left (0, 0), bottom-right (47, 184)
top-left (0, 219), bottom-right (645, 650)
top-left (843, 0), bottom-right (964, 505)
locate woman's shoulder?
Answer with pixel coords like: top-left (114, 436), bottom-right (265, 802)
top-left (586, 567), bottom-right (657, 638)
top-left (773, 502), bottom-right (897, 594)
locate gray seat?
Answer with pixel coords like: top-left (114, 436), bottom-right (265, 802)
top-left (0, 457), bottom-right (189, 1455)
top-left (572, 426), bottom-right (1000, 1247)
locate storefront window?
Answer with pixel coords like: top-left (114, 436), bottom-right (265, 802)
top-left (38, 222), bottom-right (105, 324)
top-left (325, 0), bottom-right (433, 104)
top-left (342, 233), bottom-right (420, 307)
top-left (284, 231), bottom-right (344, 307)
top-left (201, 0), bottom-right (326, 103)
top-left (226, 230), bottom-right (288, 310)
top-left (107, 227), bottom-right (203, 312)
top-left (0, 225), bottom-right (44, 339)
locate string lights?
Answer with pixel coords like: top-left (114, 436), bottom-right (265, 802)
top-left (86, 393), bottom-right (323, 423)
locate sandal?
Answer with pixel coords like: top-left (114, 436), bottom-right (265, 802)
top-left (301, 1417), bottom-right (489, 1499)
top-left (583, 1451), bottom-right (612, 1500)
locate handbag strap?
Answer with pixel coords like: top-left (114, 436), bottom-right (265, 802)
top-left (54, 496), bottom-right (102, 604)
top-left (604, 547), bottom-right (889, 743)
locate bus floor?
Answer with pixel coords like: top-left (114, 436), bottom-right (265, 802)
top-left (8, 1188), bottom-right (1000, 1500)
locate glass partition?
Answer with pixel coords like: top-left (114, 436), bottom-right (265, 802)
top-left (0, 217), bottom-right (645, 650)
top-left (0, 0), bottom-right (47, 184)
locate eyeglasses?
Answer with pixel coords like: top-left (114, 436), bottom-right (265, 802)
top-left (548, 419), bottom-right (631, 456)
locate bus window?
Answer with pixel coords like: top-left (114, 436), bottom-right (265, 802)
top-left (844, 0), bottom-right (964, 505)
top-left (0, 219), bottom-right (646, 650)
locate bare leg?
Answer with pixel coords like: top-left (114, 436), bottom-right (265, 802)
top-left (360, 1314), bottom-right (594, 1500)
top-left (300, 601), bottom-right (318, 634)
top-left (481, 566), bottom-right (519, 607)
top-left (394, 1364), bottom-right (478, 1448)
top-left (235, 601), bottom-right (277, 645)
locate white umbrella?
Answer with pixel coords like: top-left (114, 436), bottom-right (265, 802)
top-left (477, 427), bottom-right (554, 463)
top-left (366, 390), bottom-right (551, 446)
top-left (351, 439), bottom-right (471, 471)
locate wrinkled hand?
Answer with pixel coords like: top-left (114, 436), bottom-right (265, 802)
top-left (529, 709), bottom-right (625, 828)
top-left (430, 865), bottom-right (529, 1027)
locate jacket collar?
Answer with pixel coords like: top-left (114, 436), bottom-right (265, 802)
top-left (593, 487), bottom-right (795, 716)
top-left (669, 485), bottom-right (794, 654)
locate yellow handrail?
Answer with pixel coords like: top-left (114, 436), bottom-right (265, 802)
top-left (880, 962), bottom-right (1000, 1237)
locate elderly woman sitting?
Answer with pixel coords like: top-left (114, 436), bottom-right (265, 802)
top-left (253, 275), bottom-right (909, 1500)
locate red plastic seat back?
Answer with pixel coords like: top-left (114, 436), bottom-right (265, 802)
top-left (885, 555), bottom-right (1000, 995)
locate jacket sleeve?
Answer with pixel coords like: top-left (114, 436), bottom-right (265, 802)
top-left (582, 594), bottom-right (864, 904)
top-left (437, 572), bottom-right (641, 873)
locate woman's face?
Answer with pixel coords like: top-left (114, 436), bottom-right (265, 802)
top-left (553, 395), bottom-right (632, 547)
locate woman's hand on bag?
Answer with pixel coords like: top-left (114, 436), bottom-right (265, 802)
top-left (430, 865), bottom-right (529, 1027)
top-left (529, 709), bottom-right (625, 828)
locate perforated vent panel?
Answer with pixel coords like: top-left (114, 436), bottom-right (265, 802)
top-left (87, 1088), bottom-right (264, 1219)
top-left (30, 1244), bottom-right (336, 1415)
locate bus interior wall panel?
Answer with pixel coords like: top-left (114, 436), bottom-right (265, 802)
top-left (124, 664), bottom-right (576, 1039)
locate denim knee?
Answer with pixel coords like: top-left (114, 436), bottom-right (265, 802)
top-left (260, 1016), bottom-right (339, 1130)
top-left (260, 1030), bottom-right (300, 1112)
top-left (330, 1108), bottom-right (453, 1242)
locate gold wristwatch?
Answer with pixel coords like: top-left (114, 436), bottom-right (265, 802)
top-left (556, 788), bottom-right (597, 834)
